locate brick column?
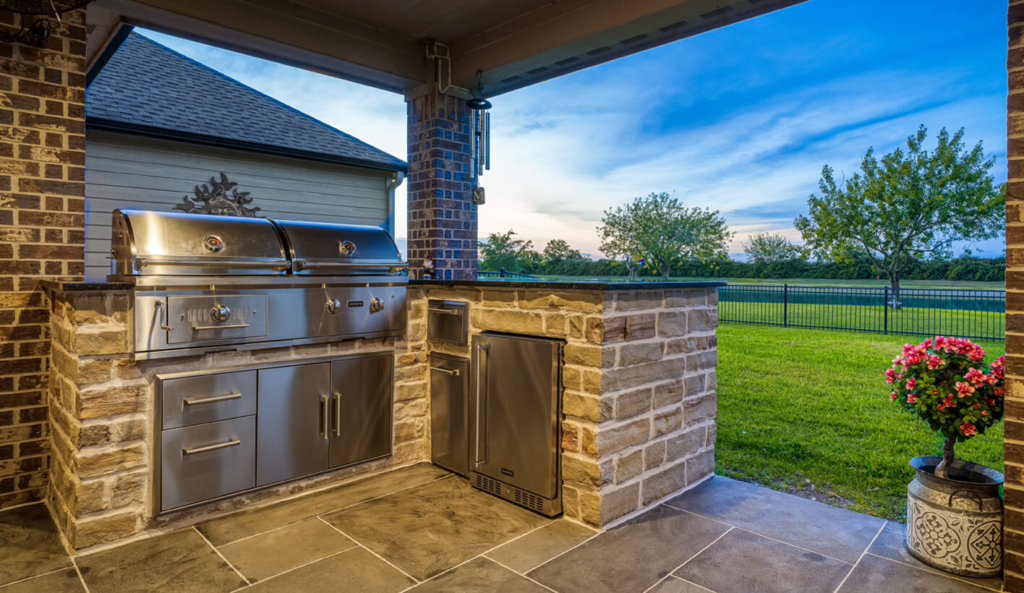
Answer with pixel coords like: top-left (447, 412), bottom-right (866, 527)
top-left (0, 9), bottom-right (86, 509)
top-left (406, 91), bottom-right (478, 280)
top-left (1009, 2), bottom-right (1024, 590)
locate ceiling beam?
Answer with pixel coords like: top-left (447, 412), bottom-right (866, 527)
top-left (93, 0), bottom-right (427, 93)
top-left (449, 0), bottom-right (808, 97)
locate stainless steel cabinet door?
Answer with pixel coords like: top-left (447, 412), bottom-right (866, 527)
top-left (257, 363), bottom-right (330, 486)
top-left (472, 333), bottom-right (561, 498)
top-left (430, 354), bottom-right (469, 476)
top-left (329, 354), bottom-right (393, 468)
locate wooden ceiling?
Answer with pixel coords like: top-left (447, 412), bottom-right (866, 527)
top-left (91, 0), bottom-right (806, 98)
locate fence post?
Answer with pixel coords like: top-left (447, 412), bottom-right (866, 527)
top-left (783, 284), bottom-right (788, 327)
top-left (883, 286), bottom-right (888, 335)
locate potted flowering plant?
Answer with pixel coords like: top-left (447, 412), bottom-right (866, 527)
top-left (887, 336), bottom-right (1006, 578)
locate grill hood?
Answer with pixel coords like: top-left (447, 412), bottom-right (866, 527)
top-left (111, 209), bottom-right (405, 277)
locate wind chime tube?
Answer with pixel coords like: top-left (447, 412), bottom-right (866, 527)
top-left (484, 112), bottom-right (491, 171)
top-left (469, 108), bottom-right (476, 175)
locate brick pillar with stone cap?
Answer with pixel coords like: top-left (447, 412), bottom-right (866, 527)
top-left (406, 91), bottom-right (478, 280)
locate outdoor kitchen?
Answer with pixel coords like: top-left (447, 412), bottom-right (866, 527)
top-left (37, 208), bottom-right (722, 551)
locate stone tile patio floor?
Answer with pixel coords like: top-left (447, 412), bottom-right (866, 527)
top-left (0, 463), bottom-right (1006, 592)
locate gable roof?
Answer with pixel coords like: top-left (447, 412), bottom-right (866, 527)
top-left (87, 33), bottom-right (406, 172)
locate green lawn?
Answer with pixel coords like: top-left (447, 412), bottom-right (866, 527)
top-left (715, 323), bottom-right (1005, 522)
top-left (536, 275), bottom-right (1005, 290)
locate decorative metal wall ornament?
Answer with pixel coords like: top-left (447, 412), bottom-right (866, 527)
top-left (174, 172), bottom-right (262, 217)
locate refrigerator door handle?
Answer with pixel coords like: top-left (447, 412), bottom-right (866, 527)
top-left (474, 343), bottom-right (489, 467)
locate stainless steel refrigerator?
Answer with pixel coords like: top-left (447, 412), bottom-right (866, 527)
top-left (470, 332), bottom-right (562, 517)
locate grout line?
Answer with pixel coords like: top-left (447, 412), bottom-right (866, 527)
top-left (194, 526), bottom-right (251, 587)
top-left (227, 547), bottom-right (356, 593)
top-left (862, 553), bottom-right (1005, 593)
top-left (397, 520), bottom-right (555, 593)
top-left (642, 527), bottom-right (733, 593)
top-left (669, 575), bottom-right (717, 593)
top-left (512, 527), bottom-right (601, 575)
top-left (832, 521), bottom-right (886, 593)
top-left (486, 556), bottom-right (559, 593)
top-left (663, 504), bottom-right (859, 565)
top-left (70, 555), bottom-right (91, 593)
top-left (216, 472), bottom-right (455, 548)
top-left (317, 517), bottom-right (420, 584)
top-left (0, 567), bottom-right (73, 590)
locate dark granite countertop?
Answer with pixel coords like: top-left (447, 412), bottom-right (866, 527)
top-left (410, 279), bottom-right (726, 290)
top-left (40, 280), bottom-right (134, 292)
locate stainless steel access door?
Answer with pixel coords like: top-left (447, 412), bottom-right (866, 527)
top-left (472, 333), bottom-right (561, 499)
top-left (257, 363), bottom-right (330, 486)
top-left (430, 354), bottom-right (470, 476)
top-left (329, 354), bottom-right (393, 468)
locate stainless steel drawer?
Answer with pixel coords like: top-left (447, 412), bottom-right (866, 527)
top-left (427, 300), bottom-right (468, 345)
top-left (166, 294), bottom-right (268, 344)
top-left (161, 370), bottom-right (257, 429)
top-left (160, 416), bottom-right (256, 511)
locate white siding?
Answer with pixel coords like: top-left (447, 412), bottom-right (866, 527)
top-left (85, 129), bottom-right (393, 280)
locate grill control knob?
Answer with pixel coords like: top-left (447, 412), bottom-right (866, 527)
top-left (210, 305), bottom-right (231, 323)
top-left (369, 297), bottom-right (384, 313)
top-left (326, 299), bottom-right (341, 315)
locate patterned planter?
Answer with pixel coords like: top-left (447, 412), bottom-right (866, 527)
top-left (906, 456), bottom-right (1004, 578)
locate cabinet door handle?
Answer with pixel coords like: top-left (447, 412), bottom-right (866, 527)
top-left (430, 366), bottom-right (460, 376)
top-left (333, 392), bottom-right (341, 437)
top-left (320, 394), bottom-right (329, 440)
top-left (474, 343), bottom-right (489, 467)
top-left (183, 438), bottom-right (240, 456)
top-left (155, 301), bottom-right (173, 331)
top-left (183, 392), bottom-right (241, 406)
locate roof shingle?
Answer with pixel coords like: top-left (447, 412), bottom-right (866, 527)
top-left (87, 32), bottom-right (406, 172)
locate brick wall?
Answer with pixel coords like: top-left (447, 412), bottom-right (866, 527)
top-left (406, 92), bottom-right (478, 280)
top-left (1009, 2), bottom-right (1024, 590)
top-left (0, 8), bottom-right (86, 510)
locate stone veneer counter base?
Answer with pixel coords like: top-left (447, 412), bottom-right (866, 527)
top-left (39, 280), bottom-right (719, 550)
top-left (410, 281), bottom-right (720, 529)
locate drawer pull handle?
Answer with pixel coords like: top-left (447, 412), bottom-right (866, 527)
top-left (428, 308), bottom-right (462, 316)
top-left (430, 366), bottom-right (460, 376)
top-left (183, 392), bottom-right (242, 406)
top-left (182, 438), bottom-right (240, 455)
top-left (192, 322), bottom-right (251, 331)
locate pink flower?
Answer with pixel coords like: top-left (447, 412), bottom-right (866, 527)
top-left (906, 377), bottom-right (917, 391)
top-left (884, 369), bottom-right (896, 384)
top-left (982, 410), bottom-right (989, 416)
top-left (890, 391), bottom-right (898, 401)
top-left (927, 355), bottom-right (943, 370)
top-left (942, 394), bottom-right (955, 409)
top-left (994, 388), bottom-right (1005, 398)
top-left (973, 403), bottom-right (981, 410)
top-left (955, 382), bottom-right (975, 397)
top-left (965, 368), bottom-right (986, 386)
top-left (984, 397), bottom-right (996, 407)
top-left (907, 393), bottom-right (918, 404)
top-left (960, 422), bottom-right (977, 437)
top-left (992, 356), bottom-right (1005, 379)
top-left (937, 404), bottom-right (946, 412)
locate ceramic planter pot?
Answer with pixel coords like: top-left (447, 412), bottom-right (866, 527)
top-left (906, 456), bottom-right (1004, 578)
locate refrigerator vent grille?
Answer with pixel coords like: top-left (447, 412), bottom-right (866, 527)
top-left (514, 488), bottom-right (545, 512)
top-left (476, 474), bottom-right (502, 496)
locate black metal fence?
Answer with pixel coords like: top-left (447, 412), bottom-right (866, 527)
top-left (717, 285), bottom-right (1006, 341)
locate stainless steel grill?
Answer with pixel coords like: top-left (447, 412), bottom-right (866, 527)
top-left (110, 209), bottom-right (407, 359)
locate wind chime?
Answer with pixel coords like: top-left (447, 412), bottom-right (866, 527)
top-left (467, 70), bottom-right (491, 206)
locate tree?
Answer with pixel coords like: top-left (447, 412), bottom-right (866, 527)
top-left (743, 232), bottom-right (802, 264)
top-left (479, 229), bottom-right (536, 273)
top-left (794, 126), bottom-right (1003, 304)
top-left (543, 239), bottom-right (584, 264)
top-left (598, 192), bottom-right (732, 281)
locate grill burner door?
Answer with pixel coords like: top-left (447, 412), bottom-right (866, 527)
top-left (165, 295), bottom-right (268, 344)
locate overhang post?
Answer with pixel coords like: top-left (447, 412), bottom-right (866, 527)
top-left (406, 90), bottom-right (478, 280)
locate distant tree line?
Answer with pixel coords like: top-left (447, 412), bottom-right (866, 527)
top-left (478, 242), bottom-right (1004, 283)
top-left (479, 125), bottom-right (1005, 289)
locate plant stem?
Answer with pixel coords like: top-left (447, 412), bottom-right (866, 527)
top-left (934, 437), bottom-right (955, 479)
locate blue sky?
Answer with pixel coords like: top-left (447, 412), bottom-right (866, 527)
top-left (138, 0), bottom-right (1008, 259)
